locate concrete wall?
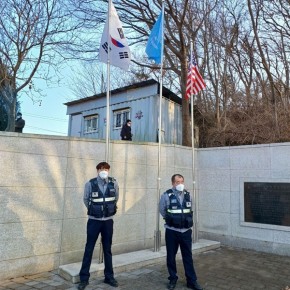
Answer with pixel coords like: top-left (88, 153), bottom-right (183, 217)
top-left (197, 144), bottom-right (290, 256)
top-left (0, 132), bottom-right (193, 280)
top-left (2, 132), bottom-right (290, 281)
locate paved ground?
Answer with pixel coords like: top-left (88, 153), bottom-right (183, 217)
top-left (1, 247), bottom-right (290, 290)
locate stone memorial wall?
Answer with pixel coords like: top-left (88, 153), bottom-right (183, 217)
top-left (2, 132), bottom-right (290, 281)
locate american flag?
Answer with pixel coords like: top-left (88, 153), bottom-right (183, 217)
top-left (186, 53), bottom-right (206, 98)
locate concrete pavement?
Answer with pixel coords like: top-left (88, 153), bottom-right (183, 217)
top-left (59, 240), bottom-right (220, 283)
top-left (1, 246), bottom-right (290, 290)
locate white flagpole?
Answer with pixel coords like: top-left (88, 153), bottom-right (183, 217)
top-left (154, 0), bottom-right (165, 252)
top-left (190, 40), bottom-right (198, 243)
top-left (99, 0), bottom-right (112, 264)
top-left (105, 0), bottom-right (111, 163)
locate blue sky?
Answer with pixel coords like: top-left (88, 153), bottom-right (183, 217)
top-left (20, 84), bottom-right (70, 136)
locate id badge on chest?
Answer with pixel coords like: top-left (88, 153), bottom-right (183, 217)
top-left (92, 192), bottom-right (98, 197)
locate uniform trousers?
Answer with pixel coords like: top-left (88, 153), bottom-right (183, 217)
top-left (79, 218), bottom-right (114, 282)
top-left (165, 228), bottom-right (197, 283)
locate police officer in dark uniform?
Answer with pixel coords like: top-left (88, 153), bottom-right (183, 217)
top-left (78, 162), bottom-right (119, 290)
top-left (120, 119), bottom-right (132, 141)
top-left (159, 174), bottom-right (203, 290)
top-left (15, 112), bottom-right (25, 133)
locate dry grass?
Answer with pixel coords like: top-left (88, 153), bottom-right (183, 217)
top-left (198, 104), bottom-right (290, 147)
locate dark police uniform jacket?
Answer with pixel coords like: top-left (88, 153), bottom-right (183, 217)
top-left (85, 176), bottom-right (118, 219)
top-left (160, 189), bottom-right (193, 230)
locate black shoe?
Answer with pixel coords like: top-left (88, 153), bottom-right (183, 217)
top-left (77, 281), bottom-right (89, 290)
top-left (104, 277), bottom-right (119, 287)
top-left (187, 280), bottom-right (203, 290)
top-left (167, 279), bottom-right (177, 290)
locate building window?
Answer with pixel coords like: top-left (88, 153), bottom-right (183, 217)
top-left (84, 115), bottom-right (98, 133)
top-left (113, 108), bottom-right (130, 129)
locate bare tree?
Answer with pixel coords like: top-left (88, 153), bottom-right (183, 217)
top-left (69, 61), bottom-right (142, 99)
top-left (0, 0), bottom-right (82, 131)
top-left (0, 61), bottom-right (10, 130)
top-left (261, 0), bottom-right (290, 107)
top-left (119, 0), bottom-right (217, 146)
top-left (247, 0), bottom-right (279, 133)
top-left (197, 0), bottom-right (290, 147)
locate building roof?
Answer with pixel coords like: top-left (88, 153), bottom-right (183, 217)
top-left (64, 79), bottom-right (181, 106)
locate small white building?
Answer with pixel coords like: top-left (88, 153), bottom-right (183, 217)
top-left (65, 79), bottom-right (182, 144)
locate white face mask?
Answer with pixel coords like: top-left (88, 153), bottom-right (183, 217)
top-left (99, 170), bottom-right (108, 179)
top-left (175, 184), bottom-right (185, 192)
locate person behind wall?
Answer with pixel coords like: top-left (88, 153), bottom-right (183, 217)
top-left (15, 112), bottom-right (25, 133)
top-left (159, 174), bottom-right (203, 290)
top-left (120, 119), bottom-right (132, 141)
top-left (78, 162), bottom-right (119, 290)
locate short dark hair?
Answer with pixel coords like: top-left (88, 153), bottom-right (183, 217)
top-left (171, 174), bottom-right (184, 183)
top-left (126, 119), bottom-right (131, 123)
top-left (96, 162), bottom-right (110, 170)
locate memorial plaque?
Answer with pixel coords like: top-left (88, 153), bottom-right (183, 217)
top-left (244, 182), bottom-right (290, 226)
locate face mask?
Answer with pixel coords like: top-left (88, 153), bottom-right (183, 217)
top-left (99, 170), bottom-right (108, 179)
top-left (175, 184), bottom-right (184, 192)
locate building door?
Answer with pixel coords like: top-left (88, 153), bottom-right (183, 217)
top-left (70, 114), bottom-right (82, 137)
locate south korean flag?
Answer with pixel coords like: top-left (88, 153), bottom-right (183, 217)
top-left (99, 1), bottom-right (131, 71)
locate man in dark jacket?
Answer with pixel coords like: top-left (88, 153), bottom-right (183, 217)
top-left (78, 162), bottom-right (119, 290)
top-left (15, 113), bottom-right (25, 133)
top-left (159, 174), bottom-right (203, 290)
top-left (120, 119), bottom-right (132, 141)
